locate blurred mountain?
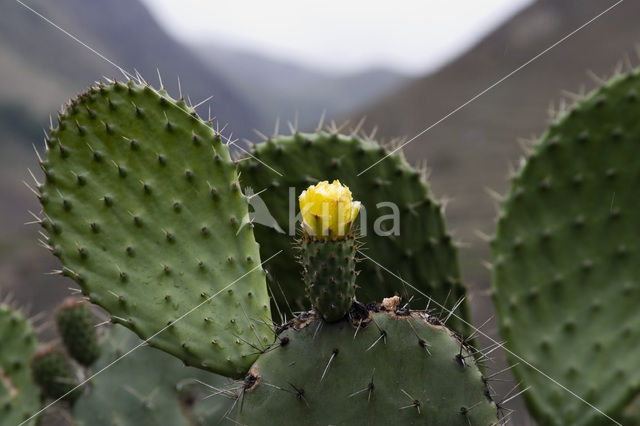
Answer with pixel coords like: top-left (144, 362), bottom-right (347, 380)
top-left (193, 43), bottom-right (408, 131)
top-left (354, 0), bottom-right (638, 283)
top-left (0, 0), bottom-right (259, 142)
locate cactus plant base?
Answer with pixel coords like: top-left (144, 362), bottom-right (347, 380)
top-left (235, 298), bottom-right (498, 425)
top-left (301, 235), bottom-right (357, 322)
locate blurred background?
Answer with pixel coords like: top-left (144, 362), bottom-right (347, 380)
top-left (0, 0), bottom-right (636, 424)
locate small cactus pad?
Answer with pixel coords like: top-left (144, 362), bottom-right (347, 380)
top-left (301, 236), bottom-right (357, 322)
top-left (31, 346), bottom-right (79, 404)
top-left (236, 299), bottom-right (498, 425)
top-left (73, 325), bottom-right (234, 426)
top-left (239, 133), bottom-right (470, 336)
top-left (56, 297), bottom-right (100, 367)
top-left (39, 80), bottom-right (272, 378)
top-left (0, 304), bottom-right (41, 426)
top-left (492, 70), bottom-right (640, 425)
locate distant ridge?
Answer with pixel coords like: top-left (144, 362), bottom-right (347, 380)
top-left (0, 0), bottom-right (258, 141)
top-left (355, 0), bottom-right (638, 278)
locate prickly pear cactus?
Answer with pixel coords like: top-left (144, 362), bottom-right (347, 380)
top-left (236, 299), bottom-right (497, 425)
top-left (73, 325), bottom-right (235, 426)
top-left (298, 180), bottom-right (360, 322)
top-left (0, 304), bottom-right (41, 426)
top-left (301, 238), bottom-right (357, 322)
top-left (239, 134), bottom-right (470, 336)
top-left (492, 70), bottom-right (640, 425)
top-left (56, 297), bottom-right (100, 367)
top-left (38, 80), bottom-right (272, 378)
top-left (30, 345), bottom-right (79, 404)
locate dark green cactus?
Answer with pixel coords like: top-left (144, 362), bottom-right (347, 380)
top-left (56, 297), bottom-right (100, 367)
top-left (0, 304), bottom-right (41, 426)
top-left (38, 80), bottom-right (272, 378)
top-left (492, 69), bottom-right (640, 425)
top-left (236, 300), bottom-right (498, 425)
top-left (238, 133), bottom-right (470, 336)
top-left (73, 325), bottom-right (235, 426)
top-left (31, 345), bottom-right (79, 404)
top-left (301, 237), bottom-right (358, 322)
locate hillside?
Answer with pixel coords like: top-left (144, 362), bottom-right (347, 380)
top-left (193, 42), bottom-right (408, 131)
top-left (355, 0), bottom-right (638, 284)
top-left (0, 0), bottom-right (259, 141)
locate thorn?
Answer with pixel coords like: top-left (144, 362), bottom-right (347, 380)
top-left (351, 116), bottom-right (367, 137)
top-left (500, 386), bottom-right (531, 406)
top-left (365, 330), bottom-right (386, 352)
top-left (156, 68), bottom-right (164, 89)
top-left (485, 363), bottom-right (520, 380)
top-left (443, 297), bottom-right (466, 325)
top-left (193, 95), bottom-right (214, 110)
top-left (399, 389), bottom-right (421, 414)
top-left (320, 349), bottom-right (338, 382)
top-left (253, 129), bottom-right (269, 142)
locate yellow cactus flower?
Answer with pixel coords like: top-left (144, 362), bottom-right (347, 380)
top-left (299, 180), bottom-right (361, 240)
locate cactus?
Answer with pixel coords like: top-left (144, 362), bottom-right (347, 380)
top-left (299, 180), bottom-right (360, 322)
top-left (38, 80), bottom-right (272, 378)
top-left (236, 299), bottom-right (498, 425)
top-left (56, 297), bottom-right (100, 367)
top-left (238, 133), bottom-right (470, 335)
top-left (492, 69), bottom-right (640, 425)
top-left (0, 304), bottom-right (41, 426)
top-left (73, 324), bottom-right (235, 426)
top-left (31, 345), bottom-right (79, 404)
top-left (31, 66), bottom-right (640, 426)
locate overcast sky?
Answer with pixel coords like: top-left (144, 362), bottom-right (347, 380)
top-left (139, 0), bottom-right (533, 75)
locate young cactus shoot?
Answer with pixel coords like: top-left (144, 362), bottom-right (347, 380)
top-left (299, 180), bottom-right (360, 322)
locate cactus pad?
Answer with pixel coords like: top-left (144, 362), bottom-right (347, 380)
top-left (56, 297), bottom-right (100, 367)
top-left (0, 304), bottom-right (41, 426)
top-left (73, 325), bottom-right (235, 426)
top-left (31, 345), bottom-right (79, 404)
top-left (492, 70), bottom-right (640, 425)
top-left (239, 133), bottom-right (470, 336)
top-left (39, 80), bottom-right (272, 378)
top-left (301, 237), bottom-right (357, 322)
top-left (236, 299), bottom-right (497, 425)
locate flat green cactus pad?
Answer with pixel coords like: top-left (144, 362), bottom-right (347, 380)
top-left (492, 70), bottom-right (640, 425)
top-left (239, 133), bottom-right (470, 337)
top-left (39, 80), bottom-right (272, 378)
top-left (236, 302), bottom-right (497, 425)
top-left (73, 325), bottom-right (235, 426)
top-left (0, 304), bottom-right (41, 426)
